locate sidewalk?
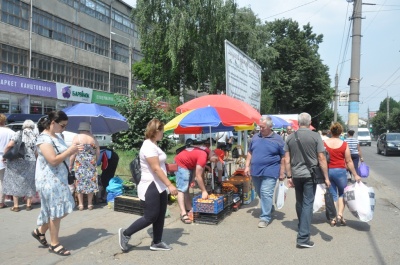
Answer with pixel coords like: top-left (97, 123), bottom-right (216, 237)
top-left (1, 166), bottom-right (400, 265)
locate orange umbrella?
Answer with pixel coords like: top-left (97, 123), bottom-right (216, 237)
top-left (176, 95), bottom-right (261, 124)
top-left (289, 119), bottom-right (315, 131)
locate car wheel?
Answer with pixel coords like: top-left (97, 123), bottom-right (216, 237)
top-left (376, 146), bottom-right (380, 154)
top-left (383, 147), bottom-right (388, 156)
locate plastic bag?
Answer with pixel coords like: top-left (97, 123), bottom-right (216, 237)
top-left (106, 176), bottom-right (123, 193)
top-left (274, 181), bottom-right (288, 210)
top-left (324, 189), bottom-right (337, 220)
top-left (359, 162), bottom-right (369, 178)
top-left (344, 182), bottom-right (375, 222)
top-left (313, 184), bottom-right (326, 213)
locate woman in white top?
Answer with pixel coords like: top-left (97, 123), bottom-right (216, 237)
top-left (118, 119), bottom-right (177, 252)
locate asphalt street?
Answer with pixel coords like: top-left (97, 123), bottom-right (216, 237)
top-left (1, 142), bottom-right (399, 265)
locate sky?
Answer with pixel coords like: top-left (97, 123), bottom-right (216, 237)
top-left (123, 0), bottom-right (400, 122)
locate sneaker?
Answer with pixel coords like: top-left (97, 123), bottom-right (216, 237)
top-left (118, 228), bottom-right (130, 252)
top-left (258, 221), bottom-right (268, 228)
top-left (296, 241), bottom-right (315, 248)
top-left (150, 241), bottom-right (172, 251)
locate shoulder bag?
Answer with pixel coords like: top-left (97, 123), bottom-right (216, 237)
top-left (3, 131), bottom-right (26, 160)
top-left (48, 136), bottom-right (76, 185)
top-left (294, 131), bottom-right (325, 184)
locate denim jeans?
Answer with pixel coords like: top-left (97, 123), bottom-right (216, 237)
top-left (293, 177), bottom-right (316, 245)
top-left (252, 176), bottom-right (277, 223)
top-left (328, 168), bottom-right (347, 201)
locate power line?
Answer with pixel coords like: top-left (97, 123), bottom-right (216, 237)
top-left (262, 0), bottom-right (319, 20)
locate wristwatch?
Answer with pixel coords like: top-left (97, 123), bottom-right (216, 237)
top-left (286, 175), bottom-right (292, 179)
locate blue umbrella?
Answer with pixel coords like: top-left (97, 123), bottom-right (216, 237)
top-left (62, 103), bottom-right (128, 134)
top-left (262, 115), bottom-right (291, 128)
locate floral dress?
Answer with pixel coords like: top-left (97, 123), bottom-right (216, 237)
top-left (3, 129), bottom-right (37, 197)
top-left (74, 143), bottom-right (98, 194)
top-left (35, 134), bottom-right (74, 226)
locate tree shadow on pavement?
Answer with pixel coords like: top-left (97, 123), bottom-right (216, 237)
top-left (60, 228), bottom-right (112, 250)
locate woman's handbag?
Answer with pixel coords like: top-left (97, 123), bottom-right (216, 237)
top-left (324, 189), bottom-right (337, 221)
top-left (3, 131), bottom-right (25, 160)
top-left (49, 136), bottom-right (76, 185)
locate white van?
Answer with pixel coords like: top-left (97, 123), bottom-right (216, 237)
top-left (358, 128), bottom-right (371, 146)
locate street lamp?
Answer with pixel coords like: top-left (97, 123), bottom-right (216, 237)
top-left (110, 32), bottom-right (132, 94)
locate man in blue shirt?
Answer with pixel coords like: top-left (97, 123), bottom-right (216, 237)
top-left (245, 116), bottom-right (285, 228)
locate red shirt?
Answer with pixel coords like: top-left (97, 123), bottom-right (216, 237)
top-left (175, 147), bottom-right (209, 169)
top-left (324, 141), bottom-right (347, 169)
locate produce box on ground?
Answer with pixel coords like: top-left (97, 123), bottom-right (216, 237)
top-left (193, 206), bottom-right (232, 225)
top-left (114, 195), bottom-right (144, 216)
top-left (193, 194), bottom-right (224, 214)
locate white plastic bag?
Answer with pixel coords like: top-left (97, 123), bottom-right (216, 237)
top-left (344, 182), bottom-right (375, 222)
top-left (275, 181), bottom-right (288, 210)
top-left (313, 184), bottom-right (326, 213)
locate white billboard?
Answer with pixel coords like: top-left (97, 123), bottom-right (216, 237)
top-left (339, 91), bottom-right (349, 106)
top-left (225, 40), bottom-right (261, 111)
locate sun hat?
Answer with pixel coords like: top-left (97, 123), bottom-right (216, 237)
top-left (78, 122), bottom-right (91, 131)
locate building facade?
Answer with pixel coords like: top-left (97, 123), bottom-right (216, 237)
top-left (0, 0), bottom-right (142, 115)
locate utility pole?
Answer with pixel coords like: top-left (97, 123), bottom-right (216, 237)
top-left (348, 0), bottom-right (363, 137)
top-left (386, 92), bottom-right (389, 132)
top-left (334, 70), bottom-right (338, 122)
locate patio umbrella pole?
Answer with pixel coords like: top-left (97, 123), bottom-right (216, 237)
top-left (210, 126), bottom-right (214, 191)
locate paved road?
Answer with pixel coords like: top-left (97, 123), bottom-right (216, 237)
top-left (1, 145), bottom-right (400, 265)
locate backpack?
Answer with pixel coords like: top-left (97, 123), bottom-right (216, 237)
top-left (232, 147), bottom-right (239, 158)
top-left (129, 155), bottom-right (141, 185)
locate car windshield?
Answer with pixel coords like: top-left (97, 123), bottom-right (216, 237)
top-left (358, 131), bottom-right (370, 136)
top-left (387, 134), bottom-right (400, 141)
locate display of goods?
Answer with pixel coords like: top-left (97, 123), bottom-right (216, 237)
top-left (221, 182), bottom-right (238, 193)
top-left (123, 189), bottom-right (138, 197)
top-left (114, 196), bottom-right (144, 215)
top-left (193, 194), bottom-right (224, 214)
top-left (193, 206), bottom-right (232, 225)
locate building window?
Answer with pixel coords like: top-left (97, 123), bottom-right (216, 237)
top-left (30, 98), bottom-right (43, 114)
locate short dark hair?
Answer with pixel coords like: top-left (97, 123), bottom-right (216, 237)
top-left (348, 130), bottom-right (355, 136)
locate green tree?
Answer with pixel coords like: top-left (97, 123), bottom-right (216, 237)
top-left (371, 112), bottom-right (387, 136)
top-left (261, 19), bottom-right (332, 118)
top-left (112, 89), bottom-right (176, 151)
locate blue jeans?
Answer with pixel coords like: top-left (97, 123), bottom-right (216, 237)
top-left (293, 177), bottom-right (316, 245)
top-left (328, 168), bottom-right (347, 201)
top-left (252, 176), bottom-right (277, 223)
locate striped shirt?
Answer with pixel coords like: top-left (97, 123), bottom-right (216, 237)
top-left (344, 137), bottom-right (359, 155)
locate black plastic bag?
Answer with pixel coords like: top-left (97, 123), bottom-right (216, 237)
top-left (325, 189), bottom-right (337, 220)
top-left (3, 132), bottom-right (25, 160)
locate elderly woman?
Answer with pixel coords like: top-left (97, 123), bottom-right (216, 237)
top-left (69, 122), bottom-right (100, 210)
top-left (324, 122), bottom-right (361, 226)
top-left (3, 119), bottom-right (38, 211)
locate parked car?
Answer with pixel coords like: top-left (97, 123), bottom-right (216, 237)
top-left (377, 133), bottom-right (400, 156)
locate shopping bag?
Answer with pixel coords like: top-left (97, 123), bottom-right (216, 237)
top-left (344, 182), bottom-right (375, 222)
top-left (359, 162), bottom-right (369, 178)
top-left (313, 184), bottom-right (326, 213)
top-left (324, 189), bottom-right (337, 220)
top-left (274, 181), bottom-right (288, 210)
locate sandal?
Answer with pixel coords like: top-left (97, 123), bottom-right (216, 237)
top-left (337, 215), bottom-right (347, 226)
top-left (10, 206), bottom-right (20, 212)
top-left (330, 218), bottom-right (337, 227)
top-left (48, 244), bottom-right (71, 256)
top-left (180, 214), bottom-right (192, 224)
top-left (26, 205), bottom-right (32, 211)
top-left (78, 205), bottom-right (84, 211)
top-left (31, 228), bottom-right (48, 246)
top-left (88, 205), bottom-right (94, 210)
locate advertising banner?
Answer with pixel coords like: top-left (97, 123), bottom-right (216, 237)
top-left (225, 40), bottom-right (261, 111)
top-left (0, 73), bottom-right (56, 98)
top-left (91, 90), bottom-right (117, 105)
top-left (56, 83), bottom-right (92, 103)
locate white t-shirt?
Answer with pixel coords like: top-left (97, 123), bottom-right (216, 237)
top-left (0, 127), bottom-right (15, 170)
top-left (216, 131), bottom-right (228, 143)
top-left (137, 139), bottom-right (168, 200)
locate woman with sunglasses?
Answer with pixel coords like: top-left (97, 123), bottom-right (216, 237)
top-left (31, 111), bottom-right (82, 256)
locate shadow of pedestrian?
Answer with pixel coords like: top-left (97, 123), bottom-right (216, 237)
top-left (60, 228), bottom-right (112, 250)
top-left (281, 219), bottom-right (334, 242)
top-left (146, 227), bottom-right (187, 247)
